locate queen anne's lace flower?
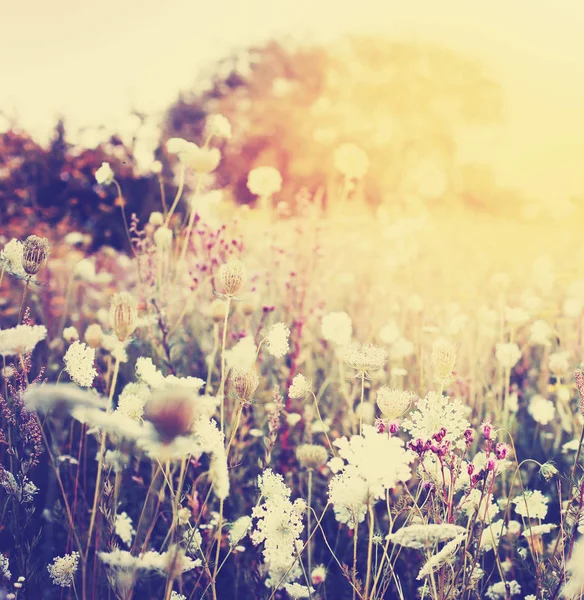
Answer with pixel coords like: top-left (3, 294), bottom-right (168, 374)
top-left (251, 469), bottom-right (305, 588)
top-left (115, 512), bottom-right (136, 546)
top-left (485, 580), bottom-right (521, 599)
top-left (47, 552), bottom-right (80, 587)
top-left (389, 524), bottom-right (466, 549)
top-left (402, 392), bottom-right (470, 450)
top-left (512, 490), bottom-right (548, 519)
top-left (265, 323), bottom-right (290, 358)
top-left (328, 426), bottom-right (412, 528)
top-left (64, 341), bottom-right (97, 388)
top-left (0, 238), bottom-right (26, 278)
top-left (289, 374), bottom-right (312, 399)
top-left (417, 533), bottom-right (465, 579)
top-left (343, 342), bottom-right (388, 374)
top-left (0, 553), bottom-right (11, 581)
top-left (0, 324), bottom-right (47, 356)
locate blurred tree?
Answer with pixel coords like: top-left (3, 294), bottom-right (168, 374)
top-left (163, 35), bottom-right (511, 213)
top-left (0, 121), bottom-right (166, 250)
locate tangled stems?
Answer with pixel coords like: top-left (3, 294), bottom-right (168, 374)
top-left (310, 391), bottom-right (336, 456)
top-left (85, 355), bottom-right (120, 559)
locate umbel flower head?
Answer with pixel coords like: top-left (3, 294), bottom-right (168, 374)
top-left (264, 322), bottom-right (290, 358)
top-left (218, 259), bottom-right (247, 298)
top-left (376, 387), bottom-right (415, 420)
top-left (289, 374), bottom-right (312, 399)
top-left (95, 161), bottom-right (114, 185)
top-left (0, 324), bottom-right (47, 357)
top-left (47, 552), bottom-right (80, 587)
top-left (109, 292), bottom-right (138, 341)
top-left (343, 342), bottom-right (388, 375)
top-left (22, 235), bottom-right (50, 276)
top-left (63, 341), bottom-right (97, 388)
top-left (297, 444), bottom-right (328, 470)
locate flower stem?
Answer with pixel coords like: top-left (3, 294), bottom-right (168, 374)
top-left (85, 356), bottom-right (119, 558)
top-left (18, 278), bottom-right (30, 323)
top-left (364, 503), bottom-right (375, 600)
top-left (218, 298), bottom-right (231, 436)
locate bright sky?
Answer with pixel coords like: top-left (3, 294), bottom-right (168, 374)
top-left (2, 0), bottom-right (584, 205)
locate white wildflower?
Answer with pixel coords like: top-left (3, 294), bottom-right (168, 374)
top-left (115, 512), bottom-right (135, 546)
top-left (264, 323), bottom-right (290, 358)
top-left (549, 351), bottom-right (570, 377)
top-left (343, 342), bottom-right (388, 374)
top-left (64, 341), bottom-right (97, 387)
top-left (321, 312), bottom-right (352, 346)
top-left (289, 374), bottom-right (311, 399)
top-left (95, 162), bottom-right (114, 185)
top-left (47, 552), bottom-right (80, 587)
top-left (528, 395), bottom-right (555, 425)
top-left (495, 343), bottom-right (521, 369)
top-left (284, 582), bottom-right (315, 598)
top-left (402, 392), bottom-right (470, 450)
top-left (417, 533), bottom-right (465, 579)
top-left (485, 580), bottom-right (521, 599)
top-left (389, 524), bottom-right (466, 549)
top-left (230, 516), bottom-right (252, 546)
top-left (247, 166), bottom-right (283, 197)
top-left (512, 490), bottom-right (548, 520)
top-left (0, 324), bottom-right (47, 356)
top-left (0, 238), bottom-right (26, 277)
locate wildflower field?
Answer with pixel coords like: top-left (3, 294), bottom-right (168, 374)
top-left (2, 35), bottom-right (584, 600)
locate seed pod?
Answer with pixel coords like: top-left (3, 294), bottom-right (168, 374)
top-left (22, 235), bottom-right (50, 275)
top-left (230, 368), bottom-right (260, 403)
top-left (218, 259), bottom-right (247, 297)
top-left (109, 292), bottom-right (138, 341)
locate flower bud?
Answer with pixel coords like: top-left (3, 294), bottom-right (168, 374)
top-left (22, 235), bottom-right (50, 275)
top-left (376, 387), bottom-right (414, 420)
top-left (109, 292), bottom-right (138, 342)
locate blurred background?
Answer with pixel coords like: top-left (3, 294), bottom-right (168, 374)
top-left (1, 0), bottom-right (584, 239)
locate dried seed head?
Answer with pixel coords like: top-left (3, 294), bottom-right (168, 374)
top-left (144, 390), bottom-right (196, 443)
top-left (430, 338), bottom-right (457, 382)
top-left (376, 387), bottom-right (415, 420)
top-left (296, 444), bottom-right (328, 470)
top-left (218, 259), bottom-right (247, 297)
top-left (22, 235), bottom-right (50, 275)
top-left (109, 292), bottom-right (138, 341)
top-left (230, 368), bottom-right (259, 403)
top-left (575, 369), bottom-right (584, 416)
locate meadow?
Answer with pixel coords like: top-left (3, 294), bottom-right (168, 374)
top-left (1, 111), bottom-right (584, 600)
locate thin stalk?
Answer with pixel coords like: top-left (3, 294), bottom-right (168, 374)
top-left (18, 278), bottom-right (30, 323)
top-left (307, 469), bottom-right (313, 577)
top-left (165, 162), bottom-right (186, 226)
top-left (85, 356), bottom-right (119, 558)
top-left (178, 176), bottom-right (203, 266)
top-left (364, 503), bottom-right (375, 600)
top-left (218, 298), bottom-right (232, 435)
top-left (353, 520), bottom-right (359, 600)
top-left (359, 372), bottom-right (365, 435)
